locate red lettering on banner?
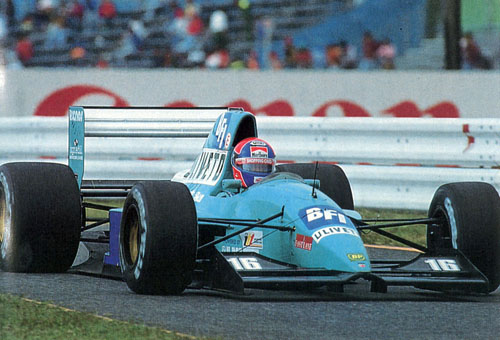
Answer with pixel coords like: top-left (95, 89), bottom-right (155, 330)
top-left (34, 85), bottom-right (129, 116)
top-left (312, 100), bottom-right (371, 117)
top-left (32, 85), bottom-right (461, 118)
top-left (423, 102), bottom-right (460, 118)
top-left (382, 101), bottom-right (459, 118)
top-left (165, 100), bottom-right (196, 108)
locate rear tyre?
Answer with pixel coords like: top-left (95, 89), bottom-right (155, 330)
top-left (0, 162), bottom-right (81, 272)
top-left (427, 182), bottom-right (500, 292)
top-left (276, 163), bottom-right (354, 210)
top-left (119, 181), bottom-right (198, 295)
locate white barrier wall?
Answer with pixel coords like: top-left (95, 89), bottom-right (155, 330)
top-left (0, 69), bottom-right (499, 118)
top-left (1, 116), bottom-right (499, 210)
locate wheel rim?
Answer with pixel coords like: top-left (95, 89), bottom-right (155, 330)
top-left (129, 218), bottom-right (139, 264)
top-left (0, 186), bottom-right (5, 243)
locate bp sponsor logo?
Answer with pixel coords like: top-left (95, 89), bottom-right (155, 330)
top-left (347, 253), bottom-right (366, 261)
top-left (312, 226), bottom-right (359, 244)
top-left (299, 205), bottom-right (347, 230)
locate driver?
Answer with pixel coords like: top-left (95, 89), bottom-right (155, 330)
top-left (231, 137), bottom-right (276, 188)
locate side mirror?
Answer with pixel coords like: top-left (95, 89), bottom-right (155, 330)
top-left (304, 179), bottom-right (320, 190)
top-left (343, 209), bottom-right (362, 221)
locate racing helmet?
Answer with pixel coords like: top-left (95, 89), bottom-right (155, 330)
top-left (231, 137), bottom-right (276, 188)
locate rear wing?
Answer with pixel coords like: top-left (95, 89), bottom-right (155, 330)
top-left (68, 106), bottom-right (228, 188)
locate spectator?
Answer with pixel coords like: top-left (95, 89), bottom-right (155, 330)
top-left (246, 50), bottom-right (259, 69)
top-left (283, 36), bottom-right (297, 68)
top-left (205, 49), bottom-right (229, 69)
top-left (6, 0), bottom-right (16, 30)
top-left (82, 0), bottom-right (99, 28)
top-left (295, 48), bottom-right (312, 68)
top-left (129, 20), bottom-right (148, 50)
top-left (44, 16), bottom-right (68, 49)
top-left (35, 0), bottom-right (59, 29)
top-left (326, 43), bottom-right (343, 68)
top-left (460, 32), bottom-right (491, 70)
top-left (143, 0), bottom-right (166, 22)
top-left (20, 14), bottom-right (35, 34)
top-left (112, 30), bottom-right (137, 65)
top-left (69, 45), bottom-right (86, 66)
top-left (339, 40), bottom-right (357, 69)
top-left (234, 0), bottom-right (252, 41)
top-left (96, 53), bottom-right (109, 68)
top-left (0, 14), bottom-right (6, 44)
top-left (376, 38), bottom-right (396, 69)
top-left (66, 0), bottom-right (85, 31)
top-left (98, 0), bottom-right (116, 28)
top-left (209, 10), bottom-right (228, 51)
top-left (359, 31), bottom-right (379, 70)
top-left (269, 51), bottom-right (282, 69)
top-left (254, 16), bottom-right (274, 69)
top-left (15, 33), bottom-right (34, 66)
top-left (184, 0), bottom-right (200, 19)
top-left (186, 6), bottom-right (203, 37)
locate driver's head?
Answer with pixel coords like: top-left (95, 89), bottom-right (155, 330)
top-left (231, 137), bottom-right (276, 188)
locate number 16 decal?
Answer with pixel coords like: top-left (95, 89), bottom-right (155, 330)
top-left (227, 257), bottom-right (262, 270)
top-left (425, 259), bottom-right (460, 271)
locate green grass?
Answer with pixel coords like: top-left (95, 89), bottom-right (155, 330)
top-left (0, 294), bottom-right (200, 340)
top-left (357, 208), bottom-right (427, 249)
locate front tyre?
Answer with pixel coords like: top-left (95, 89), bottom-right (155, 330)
top-left (428, 182), bottom-right (500, 292)
top-left (119, 181), bottom-right (198, 295)
top-left (0, 162), bottom-right (81, 272)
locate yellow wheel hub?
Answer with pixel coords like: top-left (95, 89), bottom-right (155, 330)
top-left (129, 220), bottom-right (139, 264)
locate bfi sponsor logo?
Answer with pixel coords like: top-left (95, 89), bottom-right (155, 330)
top-left (215, 113), bottom-right (230, 149)
top-left (312, 226), bottom-right (359, 244)
top-left (299, 205), bottom-right (347, 230)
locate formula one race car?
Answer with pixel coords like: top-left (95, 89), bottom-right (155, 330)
top-left (1, 107), bottom-right (499, 295)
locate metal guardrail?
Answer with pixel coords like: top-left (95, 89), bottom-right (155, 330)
top-left (1, 116), bottom-right (499, 210)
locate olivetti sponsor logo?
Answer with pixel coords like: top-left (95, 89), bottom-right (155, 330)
top-left (312, 226), bottom-right (359, 243)
top-left (69, 109), bottom-right (83, 122)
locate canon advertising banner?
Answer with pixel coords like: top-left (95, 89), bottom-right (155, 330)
top-left (0, 69), bottom-right (498, 118)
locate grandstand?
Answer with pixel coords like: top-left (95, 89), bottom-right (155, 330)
top-left (3, 0), bottom-right (499, 69)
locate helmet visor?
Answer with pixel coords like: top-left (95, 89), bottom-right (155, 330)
top-left (235, 157), bottom-right (275, 174)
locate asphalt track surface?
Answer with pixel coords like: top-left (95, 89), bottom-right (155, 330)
top-left (1, 247), bottom-right (500, 340)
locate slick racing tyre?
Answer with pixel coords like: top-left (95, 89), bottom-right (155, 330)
top-left (276, 163), bottom-right (354, 210)
top-left (0, 162), bottom-right (81, 272)
top-left (119, 181), bottom-right (198, 295)
top-left (428, 182), bottom-right (500, 292)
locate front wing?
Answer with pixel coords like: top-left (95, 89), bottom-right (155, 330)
top-left (190, 250), bottom-right (489, 294)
